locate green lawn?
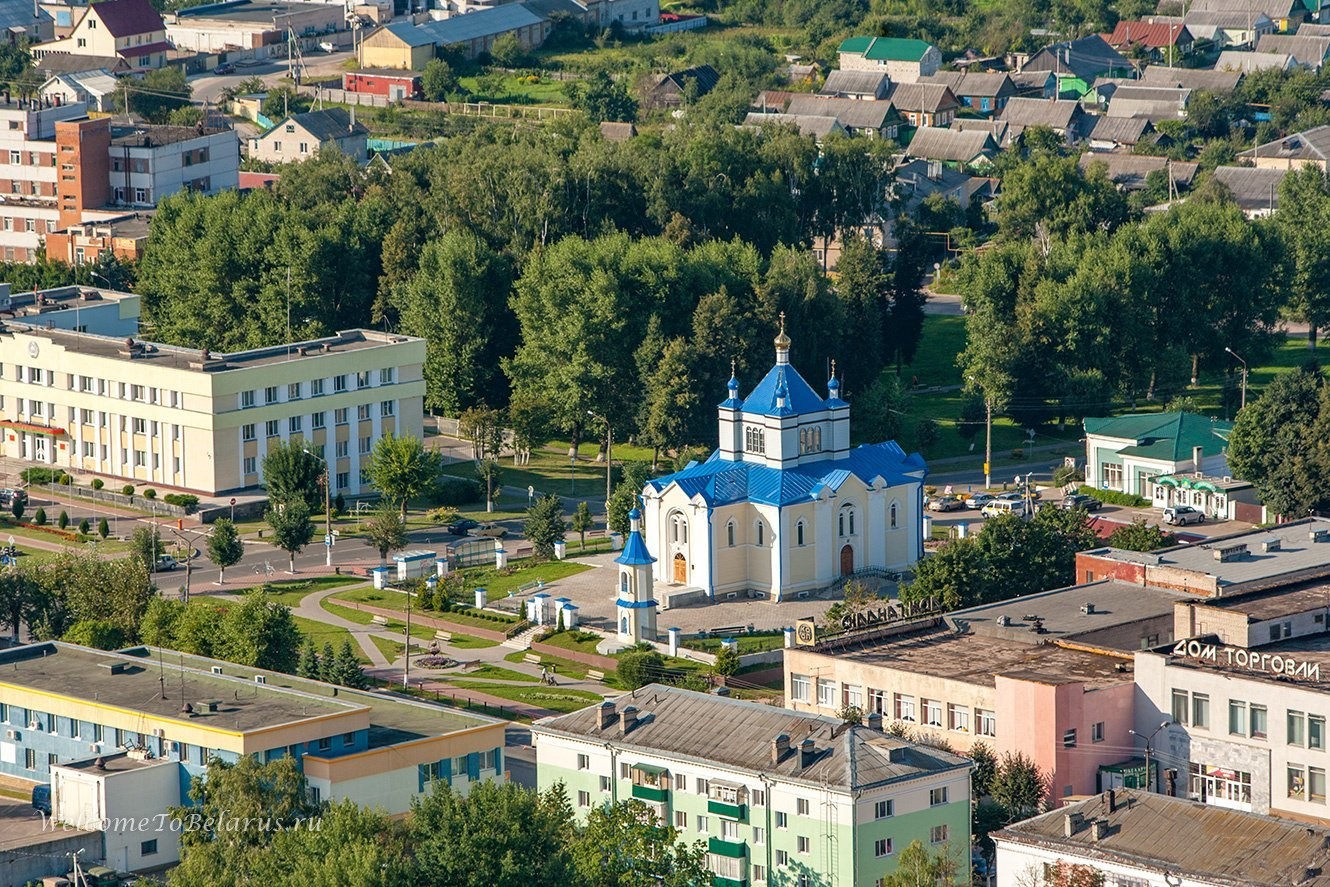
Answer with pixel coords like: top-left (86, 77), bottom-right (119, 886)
top-left (505, 648), bottom-right (604, 682)
top-left (461, 560), bottom-right (591, 597)
top-left (683, 633), bottom-right (786, 654)
top-left (455, 73), bottom-right (570, 105)
top-left (445, 664), bottom-right (538, 683)
top-left (328, 588), bottom-right (523, 634)
top-left (445, 680), bottom-right (604, 713)
top-left (537, 630), bottom-right (605, 656)
top-left (230, 576), bottom-right (365, 607)
top-left (440, 439), bottom-right (656, 502)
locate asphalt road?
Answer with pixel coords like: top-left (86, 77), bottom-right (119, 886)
top-left (188, 49), bottom-right (358, 105)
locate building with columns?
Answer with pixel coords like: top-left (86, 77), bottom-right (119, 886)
top-left (640, 320), bottom-right (926, 604)
top-left (0, 285), bottom-right (424, 496)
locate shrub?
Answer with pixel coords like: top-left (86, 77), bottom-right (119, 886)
top-left (144, 488), bottom-right (157, 500)
top-left (1078, 484), bottom-right (1149, 508)
top-left (431, 474), bottom-right (483, 507)
top-left (91, 478), bottom-right (104, 490)
top-left (121, 485), bottom-right (135, 496)
top-left (1052, 464), bottom-right (1085, 487)
top-left (32, 507), bottom-right (46, 526)
top-left (333, 492), bottom-right (346, 516)
top-left (59, 473), bottom-right (72, 485)
top-left (57, 510), bottom-right (69, 530)
top-left (78, 518), bottom-right (90, 535)
top-left (19, 467), bottom-right (62, 484)
top-left (617, 648), bottom-right (665, 690)
top-left (97, 517), bottom-right (109, 539)
top-left (163, 493), bottom-right (200, 513)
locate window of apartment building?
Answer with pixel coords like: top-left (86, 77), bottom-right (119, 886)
top-left (1092, 722), bottom-right (1105, 743)
top-left (28, 367), bottom-right (42, 385)
top-left (948, 704), bottom-right (969, 732)
top-left (335, 472), bottom-right (349, 490)
top-left (776, 850), bottom-right (788, 868)
top-left (82, 442), bottom-right (94, 458)
top-left (874, 800), bottom-right (893, 820)
top-left (241, 390), bottom-right (255, 408)
top-left (359, 436), bottom-right (372, 454)
top-left (796, 836), bottom-right (810, 854)
top-left (598, 775), bottom-right (611, 792)
top-left (923, 699), bottom-right (943, 728)
top-left (335, 407), bottom-right (348, 425)
top-left (1192, 693), bottom-right (1210, 730)
top-left (133, 450), bottom-right (145, 467)
top-left (674, 811), bottom-right (686, 828)
top-left (335, 440), bottom-right (349, 459)
top-left (577, 791), bottom-right (590, 808)
top-left (753, 826), bottom-right (765, 844)
top-left (265, 386), bottom-right (279, 405)
top-left (357, 403), bottom-right (370, 422)
top-left (1252, 704), bottom-right (1269, 739)
top-left (790, 674), bottom-right (810, 702)
top-left (311, 412), bottom-right (326, 430)
top-left (381, 400), bottom-right (395, 417)
top-left (841, 684), bottom-right (863, 710)
top-left (895, 694), bottom-right (916, 723)
top-left (288, 382), bottom-right (302, 400)
top-left (7, 150), bottom-right (17, 164)
top-left (796, 798), bottom-right (810, 816)
top-left (24, 218), bottom-right (33, 232)
top-left (867, 687), bottom-right (887, 714)
top-left (874, 838), bottom-right (892, 858)
top-left (753, 865), bottom-right (766, 883)
top-left (242, 424), bottom-right (256, 442)
top-left (79, 375), bottom-right (93, 392)
top-left (356, 371), bottom-right (371, 389)
top-left (752, 789), bottom-right (765, 806)
top-left (152, 453), bottom-right (160, 471)
top-left (1313, 767), bottom-right (1328, 804)
top-left (80, 408), bottom-right (93, 425)
top-left (311, 378), bottom-right (325, 397)
top-left (130, 384), bottom-right (145, 401)
top-left (244, 457), bottom-right (257, 475)
top-left (929, 787), bottom-right (948, 807)
top-left (720, 819), bottom-right (739, 840)
top-left (1291, 765), bottom-right (1307, 800)
top-left (289, 416), bottom-right (302, 434)
top-left (930, 825), bottom-right (949, 844)
top-left (132, 418), bottom-right (146, 434)
top-left (334, 374), bottom-right (348, 392)
top-left (816, 678), bottom-right (835, 708)
top-left (695, 815), bottom-right (708, 834)
top-left (1291, 711), bottom-right (1307, 746)
top-left (266, 420), bottom-right (279, 438)
top-left (1230, 700), bottom-right (1247, 736)
top-left (775, 812), bottom-right (788, 829)
top-left (1101, 463), bottom-right (1123, 487)
top-left (1172, 689), bottom-right (1190, 726)
top-left (135, 188), bottom-right (148, 204)
top-left (1313, 716), bottom-right (1326, 751)
top-left (24, 748), bottom-right (35, 770)
top-left (576, 753), bottom-right (589, 770)
top-left (695, 777), bottom-right (709, 795)
top-left (1063, 729), bottom-right (1077, 748)
top-left (379, 368), bottom-right (395, 384)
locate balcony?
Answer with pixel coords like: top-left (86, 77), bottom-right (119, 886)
top-left (631, 782), bottom-right (669, 802)
top-left (713, 878), bottom-right (747, 887)
top-left (629, 763), bottom-right (669, 802)
top-left (707, 799), bottom-right (746, 820)
top-left (707, 837), bottom-right (747, 858)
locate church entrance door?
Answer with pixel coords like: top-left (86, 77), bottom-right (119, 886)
top-left (840, 544), bottom-right (854, 577)
top-left (673, 553), bottom-right (687, 584)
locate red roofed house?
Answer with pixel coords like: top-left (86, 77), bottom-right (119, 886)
top-left (1105, 20), bottom-right (1194, 64)
top-left (32, 0), bottom-right (170, 70)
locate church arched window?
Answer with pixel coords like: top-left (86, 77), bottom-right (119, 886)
top-left (621, 616), bottom-right (629, 635)
top-left (670, 512), bottom-right (687, 544)
top-left (838, 512), bottom-right (844, 536)
top-left (796, 520), bottom-right (805, 546)
top-left (620, 573), bottom-right (629, 594)
top-left (756, 521), bottom-right (765, 546)
top-left (727, 521), bottom-right (735, 547)
top-left (890, 501), bottom-right (899, 529)
top-left (840, 504), bottom-right (856, 537)
top-left (813, 427), bottom-right (821, 451)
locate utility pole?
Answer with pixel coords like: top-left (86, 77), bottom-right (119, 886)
top-left (1226, 347), bottom-right (1249, 411)
top-left (402, 589), bottom-right (412, 689)
top-left (984, 397), bottom-right (992, 490)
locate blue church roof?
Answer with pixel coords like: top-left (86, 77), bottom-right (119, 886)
top-left (615, 527), bottom-right (657, 566)
top-left (646, 442), bottom-right (927, 508)
top-left (744, 364), bottom-right (828, 417)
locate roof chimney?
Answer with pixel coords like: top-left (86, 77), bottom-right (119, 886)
top-left (597, 700), bottom-right (615, 730)
top-left (1090, 819), bottom-right (1109, 841)
top-left (619, 705), bottom-right (638, 735)
top-left (799, 737), bottom-right (816, 768)
top-left (771, 733), bottom-right (790, 764)
top-left (1105, 789), bottom-right (1117, 813)
top-left (1193, 445), bottom-right (1204, 473)
top-left (1063, 812), bottom-right (1084, 837)
top-left (866, 710), bottom-right (883, 732)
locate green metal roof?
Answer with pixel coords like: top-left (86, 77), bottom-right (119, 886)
top-left (838, 36), bottom-right (934, 62)
top-left (1084, 412), bottom-right (1233, 463)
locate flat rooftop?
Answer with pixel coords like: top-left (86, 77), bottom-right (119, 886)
top-left (832, 625), bottom-right (1134, 690)
top-left (174, 0), bottom-right (331, 22)
top-left (1193, 576), bottom-right (1330, 621)
top-left (110, 124), bottom-right (230, 147)
top-left (0, 323), bottom-right (421, 372)
top-left (2, 284), bottom-right (137, 318)
top-left (996, 789), bottom-right (1330, 886)
top-left (1085, 517), bottom-right (1330, 589)
top-left (58, 750), bottom-right (172, 773)
top-left (535, 684), bottom-right (970, 792)
top-left (951, 579), bottom-right (1191, 646)
top-left (1164, 633), bottom-right (1330, 691)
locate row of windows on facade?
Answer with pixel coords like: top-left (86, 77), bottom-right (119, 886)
top-left (0, 216), bottom-right (56, 234)
top-left (240, 370), bottom-right (396, 409)
top-left (244, 452), bottom-right (366, 490)
top-left (240, 402), bottom-right (395, 441)
top-left (418, 749), bottom-right (499, 783)
top-left (673, 504), bottom-right (899, 550)
top-left (261, 140), bottom-right (318, 155)
top-left (743, 427), bottom-right (829, 456)
top-left (4, 149), bottom-right (54, 167)
top-left (13, 366), bottom-right (186, 409)
top-left (791, 677), bottom-right (1003, 739)
top-left (1170, 688), bottom-right (1328, 749)
top-left (11, 397), bottom-right (186, 438)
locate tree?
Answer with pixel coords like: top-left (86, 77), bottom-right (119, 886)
top-left (319, 641), bottom-right (337, 683)
top-left (970, 742), bottom-right (998, 798)
top-left (618, 648), bottom-right (664, 689)
top-left (296, 640), bottom-right (321, 679)
top-left (77, 518), bottom-right (90, 535)
top-left (364, 433), bottom-right (443, 515)
top-left (1105, 518), bottom-right (1176, 552)
top-left (713, 644), bottom-right (740, 677)
top-left (1227, 363), bottom-right (1330, 518)
top-left (266, 500), bottom-right (315, 573)
top-left (422, 58), bottom-right (457, 101)
top-left (260, 440), bottom-right (324, 512)
top-left (140, 597), bottom-right (183, 648)
top-left (32, 507), bottom-right (45, 525)
top-left (97, 517), bottom-right (109, 540)
top-left (0, 571), bottom-right (43, 641)
top-left (409, 780), bottom-right (575, 887)
top-left (991, 751), bottom-right (1050, 823)
top-left (56, 510), bottom-right (68, 530)
top-left (638, 338), bottom-right (701, 457)
top-left (362, 502), bottom-right (408, 565)
top-left (488, 33), bottom-right (526, 68)
top-left (117, 66), bottom-right (191, 123)
top-left (129, 525), bottom-right (163, 569)
top-left (260, 82), bottom-right (311, 120)
top-left (207, 518), bottom-right (245, 583)
top-left (877, 839), bottom-right (960, 887)
top-left (608, 462), bottom-right (653, 536)
top-left (10, 497), bottom-right (22, 521)
top-left (62, 618), bottom-right (126, 650)
top-left (569, 799), bottom-right (709, 887)
top-left (172, 755), bottom-right (320, 860)
top-left (567, 70), bottom-right (638, 123)
top-left (213, 591), bottom-right (304, 673)
top-left (331, 639), bottom-right (367, 688)
top-left (525, 494), bottom-right (567, 559)
top-left (571, 501), bottom-right (594, 550)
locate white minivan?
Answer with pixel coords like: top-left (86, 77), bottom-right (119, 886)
top-left (981, 499), bottom-right (1030, 519)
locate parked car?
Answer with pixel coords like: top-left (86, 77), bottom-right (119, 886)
top-left (154, 554), bottom-right (178, 572)
top-left (927, 495), bottom-right (964, 512)
top-left (0, 488), bottom-right (27, 504)
top-left (318, 40), bottom-right (337, 52)
top-left (213, 62), bottom-right (235, 74)
top-left (469, 523), bottom-right (508, 539)
top-left (964, 492), bottom-right (995, 509)
top-left (31, 783), bottom-right (50, 815)
top-left (982, 499), bottom-right (1030, 519)
top-left (1163, 505), bottom-right (1205, 526)
top-left (1060, 493), bottom-right (1102, 512)
top-left (446, 518), bottom-right (479, 536)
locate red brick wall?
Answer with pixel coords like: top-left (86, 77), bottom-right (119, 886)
top-left (1075, 551), bottom-right (1145, 586)
top-left (55, 117), bottom-right (110, 230)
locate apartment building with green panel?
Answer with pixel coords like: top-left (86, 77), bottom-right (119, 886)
top-left (533, 685), bottom-right (972, 887)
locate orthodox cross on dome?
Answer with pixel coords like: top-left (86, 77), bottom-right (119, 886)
top-left (774, 311), bottom-right (791, 365)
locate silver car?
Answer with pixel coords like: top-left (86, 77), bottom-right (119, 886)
top-left (1163, 506), bottom-right (1205, 526)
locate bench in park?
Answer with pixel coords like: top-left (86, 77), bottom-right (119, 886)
top-left (524, 653), bottom-right (542, 665)
top-left (370, 614), bottom-right (390, 627)
top-left (434, 630), bottom-right (452, 642)
top-left (586, 669), bottom-right (605, 682)
top-left (709, 625), bottom-right (749, 637)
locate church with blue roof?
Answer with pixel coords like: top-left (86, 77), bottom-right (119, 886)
top-left (639, 317), bottom-right (927, 605)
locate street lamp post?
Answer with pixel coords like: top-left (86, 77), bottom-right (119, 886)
top-left (1225, 347), bottom-right (1249, 411)
top-left (586, 410), bottom-right (612, 517)
top-left (569, 456), bottom-right (576, 496)
top-left (303, 447), bottom-right (333, 568)
top-left (967, 377), bottom-right (993, 489)
top-left (1129, 720), bottom-right (1172, 792)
